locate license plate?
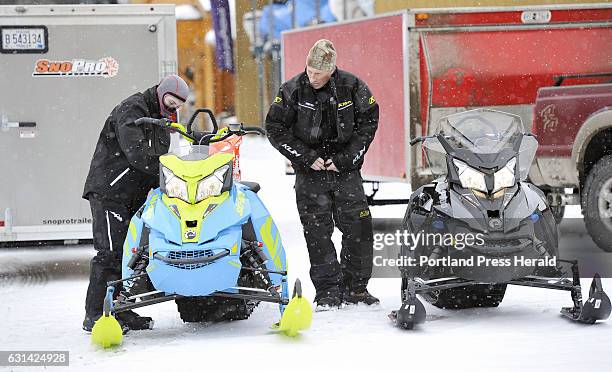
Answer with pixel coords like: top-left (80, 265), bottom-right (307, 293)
top-left (1, 26), bottom-right (48, 53)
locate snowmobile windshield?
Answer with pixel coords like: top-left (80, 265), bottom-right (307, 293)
top-left (423, 110), bottom-right (537, 180)
top-left (517, 135), bottom-right (538, 180)
top-left (166, 132), bottom-right (210, 160)
top-left (171, 144), bottom-right (211, 161)
top-left (167, 131), bottom-right (240, 161)
top-left (422, 137), bottom-right (447, 178)
top-left (435, 110), bottom-right (524, 154)
top-left (168, 133), bottom-right (229, 161)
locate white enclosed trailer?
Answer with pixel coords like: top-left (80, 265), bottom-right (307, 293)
top-left (0, 4), bottom-right (177, 243)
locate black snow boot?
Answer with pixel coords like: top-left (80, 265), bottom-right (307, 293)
top-left (115, 310), bottom-right (154, 331)
top-left (343, 290), bottom-right (380, 306)
top-left (82, 313), bottom-right (100, 332)
top-left (315, 292), bottom-right (343, 312)
top-left (82, 311), bottom-right (152, 334)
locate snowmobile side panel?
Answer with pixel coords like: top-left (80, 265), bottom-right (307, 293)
top-left (121, 213), bottom-right (145, 279)
top-left (141, 191), bottom-right (182, 245)
top-left (241, 186), bottom-right (287, 287)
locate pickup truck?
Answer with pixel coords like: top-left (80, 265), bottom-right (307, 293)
top-left (530, 75), bottom-right (612, 251)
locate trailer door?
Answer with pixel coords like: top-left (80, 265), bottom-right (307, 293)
top-left (0, 5), bottom-right (177, 242)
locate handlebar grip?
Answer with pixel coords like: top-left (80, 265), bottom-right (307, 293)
top-left (410, 137), bottom-right (422, 146)
top-left (18, 122), bottom-right (36, 128)
top-left (242, 126), bottom-right (266, 135)
top-left (134, 117), bottom-right (163, 126)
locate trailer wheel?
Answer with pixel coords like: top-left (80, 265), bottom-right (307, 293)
top-left (583, 155), bottom-right (612, 252)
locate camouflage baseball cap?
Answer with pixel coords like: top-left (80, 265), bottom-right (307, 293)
top-left (306, 39), bottom-right (336, 71)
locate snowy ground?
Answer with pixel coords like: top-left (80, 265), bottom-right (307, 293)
top-left (1, 137), bottom-right (610, 372)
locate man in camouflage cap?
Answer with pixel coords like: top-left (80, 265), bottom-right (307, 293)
top-left (266, 39), bottom-right (380, 310)
top-left (306, 38), bottom-right (337, 76)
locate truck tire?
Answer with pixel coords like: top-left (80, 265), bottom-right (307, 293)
top-left (421, 284), bottom-right (507, 309)
top-left (583, 155), bottom-right (612, 253)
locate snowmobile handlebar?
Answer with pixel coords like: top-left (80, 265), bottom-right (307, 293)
top-left (410, 132), bottom-right (537, 147)
top-left (196, 124), bottom-right (266, 145)
top-left (410, 136), bottom-right (423, 146)
top-left (134, 117), bottom-right (266, 145)
top-left (410, 135), bottom-right (434, 146)
top-left (134, 117), bottom-right (197, 141)
top-left (240, 126), bottom-right (266, 136)
top-left (134, 117), bottom-right (163, 127)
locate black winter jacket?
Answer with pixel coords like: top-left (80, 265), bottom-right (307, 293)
top-left (265, 68), bottom-right (379, 172)
top-left (82, 86), bottom-right (170, 205)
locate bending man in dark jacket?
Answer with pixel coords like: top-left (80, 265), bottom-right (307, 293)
top-left (82, 75), bottom-right (189, 331)
top-left (265, 39), bottom-right (379, 310)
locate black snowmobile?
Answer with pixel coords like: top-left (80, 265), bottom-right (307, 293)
top-left (389, 109), bottom-right (611, 329)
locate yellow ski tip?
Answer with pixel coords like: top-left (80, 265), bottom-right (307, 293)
top-left (278, 296), bottom-right (313, 337)
top-left (91, 314), bottom-right (123, 348)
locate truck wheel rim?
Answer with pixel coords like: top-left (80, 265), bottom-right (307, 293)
top-left (598, 177), bottom-right (612, 231)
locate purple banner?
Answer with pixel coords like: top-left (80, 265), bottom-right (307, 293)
top-left (210, 0), bottom-right (234, 73)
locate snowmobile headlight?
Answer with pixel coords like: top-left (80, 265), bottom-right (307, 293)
top-left (493, 158), bottom-right (516, 193)
top-left (453, 159), bottom-right (487, 193)
top-left (492, 189), bottom-right (506, 199)
top-left (196, 165), bottom-right (229, 202)
top-left (162, 167), bottom-right (189, 202)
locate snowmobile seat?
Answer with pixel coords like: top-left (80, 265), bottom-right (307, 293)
top-left (240, 181), bottom-right (261, 193)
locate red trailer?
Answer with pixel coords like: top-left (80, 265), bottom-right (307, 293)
top-left (281, 3), bottom-right (612, 184)
top-left (281, 4), bottom-right (612, 251)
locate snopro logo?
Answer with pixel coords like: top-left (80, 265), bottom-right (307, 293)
top-left (32, 57), bottom-right (119, 78)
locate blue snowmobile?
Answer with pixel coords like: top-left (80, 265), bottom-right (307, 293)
top-left (91, 109), bottom-right (312, 347)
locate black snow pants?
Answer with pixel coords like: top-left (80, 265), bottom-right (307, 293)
top-left (295, 169), bottom-right (374, 299)
top-left (84, 195), bottom-right (141, 316)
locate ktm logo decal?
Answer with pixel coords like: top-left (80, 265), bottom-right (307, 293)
top-left (33, 57), bottom-right (119, 78)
